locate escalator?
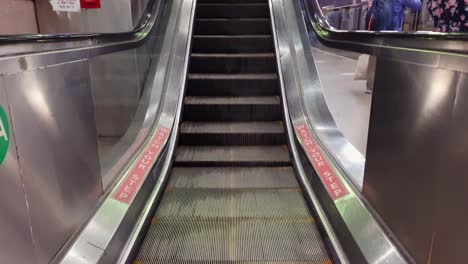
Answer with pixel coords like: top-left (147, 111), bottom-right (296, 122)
top-left (132, 0), bottom-right (333, 263)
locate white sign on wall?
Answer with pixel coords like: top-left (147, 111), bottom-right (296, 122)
top-left (50, 0), bottom-right (81, 12)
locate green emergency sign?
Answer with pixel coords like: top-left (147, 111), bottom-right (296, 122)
top-left (0, 106), bottom-right (9, 165)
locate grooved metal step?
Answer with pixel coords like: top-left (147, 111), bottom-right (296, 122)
top-left (174, 145), bottom-right (290, 167)
top-left (157, 188), bottom-right (310, 218)
top-left (196, 3), bottom-right (269, 19)
top-left (194, 18), bottom-right (271, 35)
top-left (134, 218), bottom-right (331, 263)
top-left (192, 35), bottom-right (274, 53)
top-left (179, 121), bottom-right (285, 145)
top-left (169, 167), bottom-right (298, 189)
top-left (133, 0), bottom-right (332, 262)
top-left (190, 53), bottom-right (276, 74)
top-left (183, 96), bottom-right (282, 121)
top-left (187, 73), bottom-right (278, 96)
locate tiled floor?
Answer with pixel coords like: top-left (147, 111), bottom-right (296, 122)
top-left (311, 47), bottom-right (372, 156)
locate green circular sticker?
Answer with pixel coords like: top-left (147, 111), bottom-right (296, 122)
top-left (0, 106), bottom-right (10, 165)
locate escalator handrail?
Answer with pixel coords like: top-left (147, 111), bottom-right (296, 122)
top-left (301, 0), bottom-right (468, 55)
top-left (0, 0), bottom-right (167, 61)
top-left (0, 0), bottom-right (157, 44)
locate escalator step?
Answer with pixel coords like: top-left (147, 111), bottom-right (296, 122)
top-left (179, 121), bottom-right (285, 145)
top-left (174, 145), bottom-right (290, 167)
top-left (194, 18), bottom-right (271, 35)
top-left (169, 167), bottom-right (298, 188)
top-left (133, 0), bottom-right (333, 262)
top-left (196, 3), bottom-right (269, 19)
top-left (187, 73), bottom-right (278, 96)
top-left (183, 96), bottom-right (282, 121)
top-left (157, 188), bottom-right (309, 218)
top-left (192, 35), bottom-right (274, 53)
top-left (190, 53), bottom-right (276, 74)
top-left (134, 218), bottom-right (330, 263)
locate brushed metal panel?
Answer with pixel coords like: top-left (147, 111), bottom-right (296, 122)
top-left (363, 58), bottom-right (458, 263)
top-left (89, 50), bottom-right (142, 137)
top-left (274, 0), bottom-right (407, 262)
top-left (6, 60), bottom-right (102, 264)
top-left (58, 1), bottom-right (193, 262)
top-left (431, 72), bottom-right (468, 264)
top-left (0, 77), bottom-right (36, 264)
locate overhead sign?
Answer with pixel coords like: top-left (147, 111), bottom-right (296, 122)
top-left (50, 0), bottom-right (81, 12)
top-left (296, 124), bottom-right (349, 201)
top-left (0, 106), bottom-right (9, 165)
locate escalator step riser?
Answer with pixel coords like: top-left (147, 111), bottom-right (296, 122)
top-left (179, 133), bottom-right (286, 145)
top-left (189, 55), bottom-right (276, 74)
top-left (194, 19), bottom-right (271, 35)
top-left (187, 78), bottom-right (278, 96)
top-left (157, 189), bottom-right (310, 218)
top-left (174, 160), bottom-right (291, 167)
top-left (133, 0), bottom-right (334, 262)
top-left (183, 104), bottom-right (282, 121)
top-left (192, 36), bottom-right (274, 53)
top-left (169, 167), bottom-right (299, 189)
top-left (196, 3), bottom-right (269, 19)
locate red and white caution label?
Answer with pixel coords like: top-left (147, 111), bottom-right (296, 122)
top-left (295, 124), bottom-right (349, 201)
top-left (113, 127), bottom-right (170, 204)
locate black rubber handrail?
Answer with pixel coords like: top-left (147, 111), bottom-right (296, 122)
top-left (301, 0), bottom-right (468, 55)
top-left (0, 0), bottom-right (157, 44)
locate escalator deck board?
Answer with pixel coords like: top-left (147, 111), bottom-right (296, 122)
top-left (133, 1), bottom-right (332, 263)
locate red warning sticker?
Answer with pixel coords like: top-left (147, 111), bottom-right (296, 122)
top-left (113, 127), bottom-right (170, 204)
top-left (295, 124), bottom-right (349, 201)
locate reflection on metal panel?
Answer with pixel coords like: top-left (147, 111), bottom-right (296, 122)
top-left (89, 50), bottom-right (142, 137)
top-left (364, 58), bottom-right (460, 263)
top-left (432, 72), bottom-right (468, 263)
top-left (0, 77), bottom-right (36, 264)
top-left (5, 60), bottom-right (102, 264)
top-left (57, 1), bottom-right (194, 262)
top-left (131, 0), bottom-right (150, 27)
top-left (272, 0), bottom-right (408, 263)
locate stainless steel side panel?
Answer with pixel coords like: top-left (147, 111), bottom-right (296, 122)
top-left (364, 58), bottom-right (467, 264)
top-left (89, 50), bottom-right (143, 137)
top-left (56, 1), bottom-right (194, 262)
top-left (5, 60), bottom-right (102, 264)
top-left (271, 0), bottom-right (407, 263)
top-left (0, 77), bottom-right (36, 264)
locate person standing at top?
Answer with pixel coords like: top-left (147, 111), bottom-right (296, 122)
top-left (427, 0), bottom-right (467, 32)
top-left (366, 0), bottom-right (422, 31)
top-left (392, 0), bottom-right (422, 30)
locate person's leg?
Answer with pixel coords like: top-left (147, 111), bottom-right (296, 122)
top-left (366, 55), bottom-right (377, 94)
